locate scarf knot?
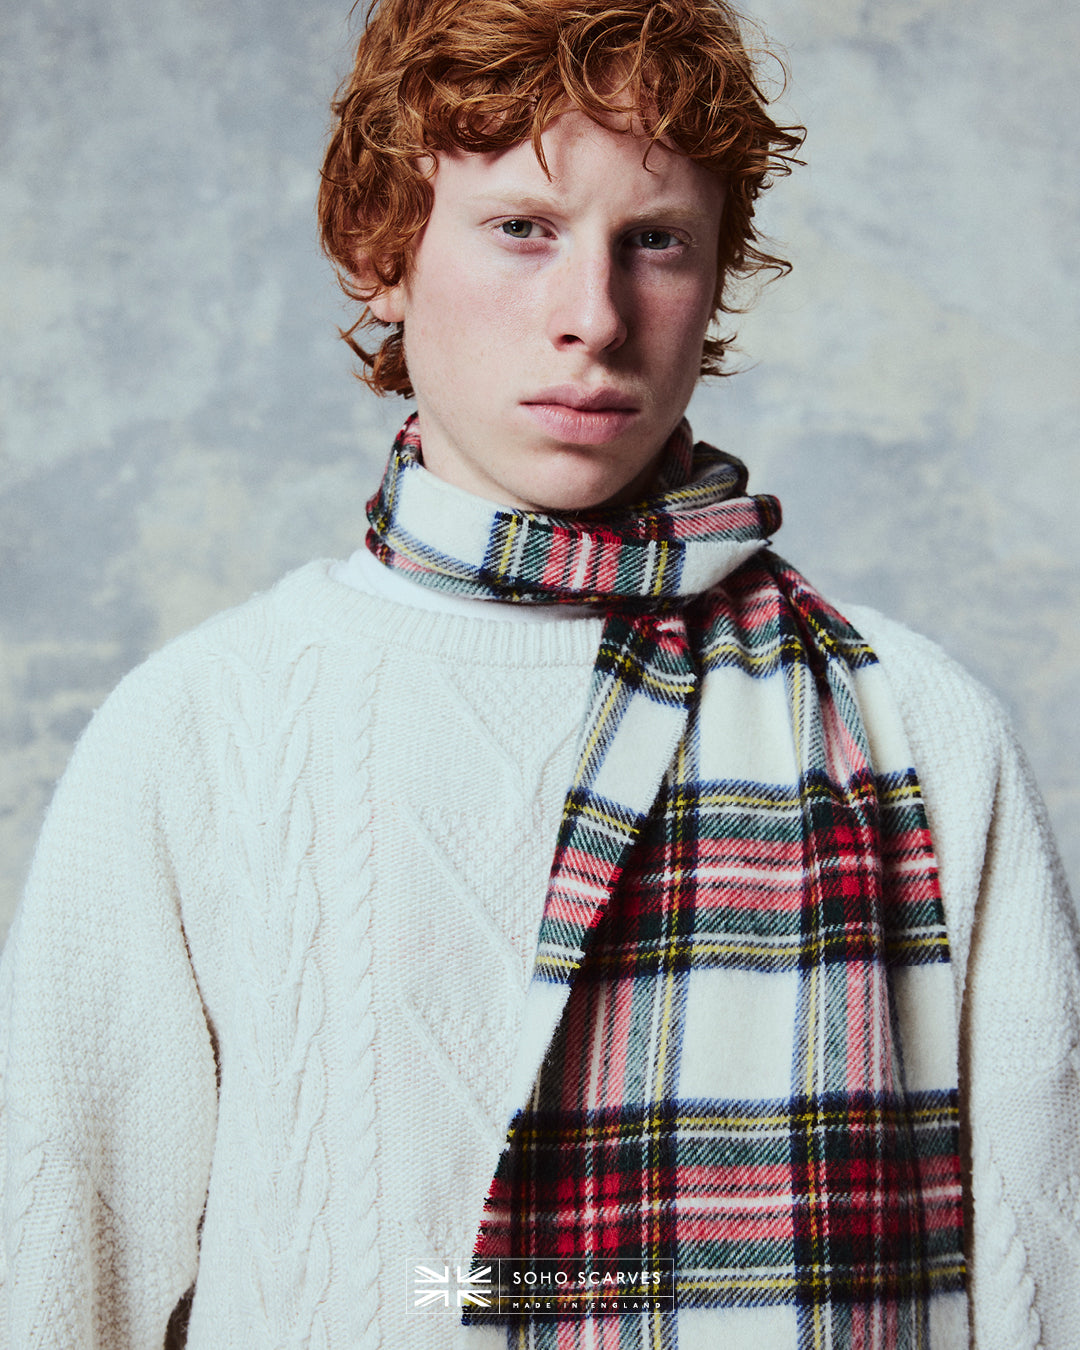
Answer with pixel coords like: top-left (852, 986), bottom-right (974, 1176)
top-left (366, 413), bottom-right (781, 609)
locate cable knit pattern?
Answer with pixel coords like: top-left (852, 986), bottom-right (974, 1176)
top-left (218, 640), bottom-right (331, 1347)
top-left (970, 1130), bottom-right (1041, 1350)
top-left (369, 641), bottom-right (591, 1319)
top-left (0, 564), bottom-right (1075, 1348)
top-left (1, 1113), bottom-right (44, 1283)
top-left (1, 1112), bottom-right (54, 1346)
top-left (330, 647), bottom-right (382, 1350)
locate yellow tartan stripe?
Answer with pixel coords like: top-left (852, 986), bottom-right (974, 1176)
top-left (573, 674), bottom-right (631, 789)
top-left (651, 538), bottom-right (670, 596)
top-left (493, 1096), bottom-right (960, 1142)
top-left (879, 778), bottom-right (929, 806)
top-left (677, 1258), bottom-right (967, 1299)
top-left (495, 513), bottom-right (522, 578)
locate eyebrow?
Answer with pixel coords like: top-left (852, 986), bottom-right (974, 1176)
top-left (465, 192), bottom-right (717, 229)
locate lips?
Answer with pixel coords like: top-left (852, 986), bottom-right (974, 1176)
top-left (520, 388), bottom-right (641, 446)
top-left (523, 385), bottom-right (639, 413)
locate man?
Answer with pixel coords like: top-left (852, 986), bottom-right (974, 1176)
top-left (1, 0), bottom-right (1075, 1346)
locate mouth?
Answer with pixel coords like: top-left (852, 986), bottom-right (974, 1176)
top-left (523, 385), bottom-right (639, 413)
top-left (520, 387), bottom-right (640, 446)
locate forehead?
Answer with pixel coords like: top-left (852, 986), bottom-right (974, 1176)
top-left (429, 110), bottom-right (725, 221)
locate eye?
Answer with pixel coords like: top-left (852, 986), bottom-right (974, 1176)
top-left (633, 229), bottom-right (679, 251)
top-left (500, 219), bottom-right (536, 239)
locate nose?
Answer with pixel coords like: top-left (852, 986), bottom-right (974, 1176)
top-left (546, 247), bottom-right (628, 355)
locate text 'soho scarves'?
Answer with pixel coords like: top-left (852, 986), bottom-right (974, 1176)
top-left (367, 415), bottom-right (965, 1348)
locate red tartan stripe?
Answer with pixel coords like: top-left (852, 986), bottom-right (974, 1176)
top-left (581, 873), bottom-right (944, 980)
top-left (597, 770), bottom-right (948, 968)
top-left (503, 1320), bottom-right (672, 1350)
top-left (482, 500), bottom-right (773, 599)
top-left (627, 837), bottom-right (879, 902)
top-left (477, 1095), bottom-right (962, 1291)
top-left (612, 847), bottom-right (941, 919)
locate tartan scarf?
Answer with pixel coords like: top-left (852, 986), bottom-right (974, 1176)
top-left (367, 414), bottom-right (965, 1347)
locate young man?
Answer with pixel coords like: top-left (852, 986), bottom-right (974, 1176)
top-left (1, 0), bottom-right (1076, 1346)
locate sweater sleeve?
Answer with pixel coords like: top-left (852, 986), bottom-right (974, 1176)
top-left (0, 659), bottom-right (219, 1349)
top-left (960, 720), bottom-right (1080, 1350)
top-left (846, 604), bottom-right (1080, 1349)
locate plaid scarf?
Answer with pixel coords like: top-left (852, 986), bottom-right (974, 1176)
top-left (368, 415), bottom-right (965, 1347)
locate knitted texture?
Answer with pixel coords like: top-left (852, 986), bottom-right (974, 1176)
top-left (366, 419), bottom-right (964, 1344)
top-left (0, 562), bottom-right (1074, 1348)
top-left (218, 641), bottom-right (332, 1346)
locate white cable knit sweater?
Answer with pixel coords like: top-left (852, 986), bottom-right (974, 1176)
top-left (0, 558), bottom-right (1077, 1348)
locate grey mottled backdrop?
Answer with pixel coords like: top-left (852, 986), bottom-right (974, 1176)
top-left (1, 0), bottom-right (1077, 941)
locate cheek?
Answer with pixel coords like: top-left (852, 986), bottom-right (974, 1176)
top-left (643, 279), bottom-right (715, 363)
top-left (681, 269), bottom-right (720, 329)
top-left (416, 266), bottom-right (525, 361)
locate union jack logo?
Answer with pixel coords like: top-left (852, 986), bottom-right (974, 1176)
top-left (410, 1262), bottom-right (493, 1311)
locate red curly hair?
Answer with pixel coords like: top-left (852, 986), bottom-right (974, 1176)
top-left (318, 0), bottom-right (804, 396)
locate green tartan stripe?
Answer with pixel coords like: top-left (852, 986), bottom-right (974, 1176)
top-left (602, 899), bottom-right (949, 944)
top-left (643, 787), bottom-right (879, 835)
top-left (579, 932), bottom-right (865, 971)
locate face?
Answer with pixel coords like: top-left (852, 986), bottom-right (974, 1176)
top-left (369, 111), bottom-right (725, 513)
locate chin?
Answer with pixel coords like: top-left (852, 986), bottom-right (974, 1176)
top-left (516, 478), bottom-right (635, 515)
top-left (509, 455), bottom-right (658, 515)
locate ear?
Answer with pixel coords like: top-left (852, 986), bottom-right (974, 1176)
top-left (366, 283), bottom-right (406, 324)
top-left (347, 246), bottom-right (407, 324)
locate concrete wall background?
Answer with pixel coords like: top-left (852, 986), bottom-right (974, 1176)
top-left (1, 0), bottom-right (1077, 941)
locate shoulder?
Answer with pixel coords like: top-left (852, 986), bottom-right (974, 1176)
top-left (838, 601), bottom-right (1013, 781)
top-left (104, 560), bottom-right (344, 692)
top-left (838, 601), bottom-right (1001, 722)
top-left (837, 599), bottom-right (1014, 846)
top-left (55, 562), bottom-right (349, 781)
top-left (139, 559), bottom-right (345, 677)
top-left (837, 602), bottom-right (1069, 991)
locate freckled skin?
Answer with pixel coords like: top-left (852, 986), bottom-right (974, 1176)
top-left (369, 111), bottom-right (725, 513)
